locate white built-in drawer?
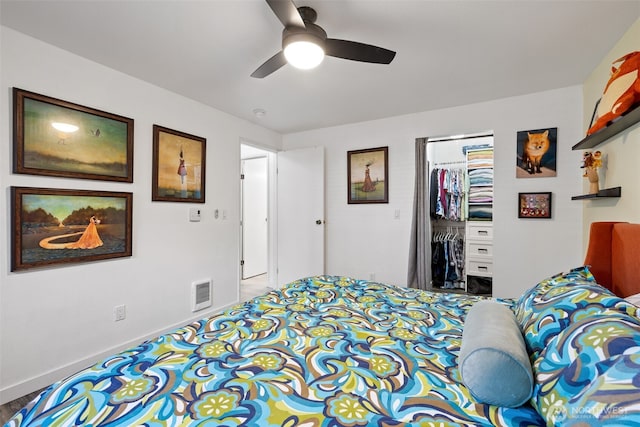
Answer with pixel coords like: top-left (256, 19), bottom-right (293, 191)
top-left (467, 258), bottom-right (493, 276)
top-left (467, 223), bottom-right (493, 240)
top-left (468, 242), bottom-right (493, 258)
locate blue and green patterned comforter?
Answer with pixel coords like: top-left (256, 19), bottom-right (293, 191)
top-left (7, 276), bottom-right (544, 426)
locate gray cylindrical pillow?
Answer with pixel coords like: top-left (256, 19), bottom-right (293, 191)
top-left (459, 300), bottom-right (533, 407)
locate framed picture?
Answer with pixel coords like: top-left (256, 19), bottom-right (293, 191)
top-left (11, 187), bottom-right (133, 271)
top-left (518, 192), bottom-right (552, 219)
top-left (152, 125), bottom-right (206, 203)
top-left (13, 88), bottom-right (134, 182)
top-left (516, 127), bottom-right (557, 178)
top-left (347, 146), bottom-right (389, 204)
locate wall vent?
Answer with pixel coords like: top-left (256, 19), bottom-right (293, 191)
top-left (192, 279), bottom-right (212, 312)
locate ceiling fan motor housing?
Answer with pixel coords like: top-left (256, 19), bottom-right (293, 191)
top-left (282, 22), bottom-right (327, 51)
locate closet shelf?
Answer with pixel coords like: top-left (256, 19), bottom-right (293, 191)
top-left (572, 104), bottom-right (640, 150)
top-left (571, 186), bottom-right (621, 200)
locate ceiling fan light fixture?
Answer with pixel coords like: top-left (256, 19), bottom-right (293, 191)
top-left (283, 34), bottom-right (325, 70)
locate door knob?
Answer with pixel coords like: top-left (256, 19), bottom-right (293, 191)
top-left (316, 219), bottom-right (323, 225)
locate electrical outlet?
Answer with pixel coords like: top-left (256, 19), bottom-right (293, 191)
top-left (114, 304), bottom-right (126, 321)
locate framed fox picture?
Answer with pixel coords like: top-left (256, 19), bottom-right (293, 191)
top-left (516, 127), bottom-right (557, 178)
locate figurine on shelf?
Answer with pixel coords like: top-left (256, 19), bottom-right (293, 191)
top-left (592, 150), bottom-right (603, 168)
top-left (581, 151), bottom-right (593, 176)
top-left (582, 150), bottom-right (603, 194)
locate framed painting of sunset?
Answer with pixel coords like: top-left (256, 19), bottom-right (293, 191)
top-left (13, 88), bottom-right (134, 182)
top-left (11, 187), bottom-right (133, 271)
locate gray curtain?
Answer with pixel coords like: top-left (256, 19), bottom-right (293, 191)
top-left (407, 137), bottom-right (431, 290)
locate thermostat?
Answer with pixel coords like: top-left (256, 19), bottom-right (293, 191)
top-left (189, 208), bottom-right (202, 222)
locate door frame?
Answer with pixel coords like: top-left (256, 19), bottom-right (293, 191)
top-left (240, 140), bottom-right (278, 289)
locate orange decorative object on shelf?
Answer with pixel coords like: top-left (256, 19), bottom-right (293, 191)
top-left (587, 51), bottom-right (640, 136)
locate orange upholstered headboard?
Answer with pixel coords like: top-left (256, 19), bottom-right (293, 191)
top-left (584, 222), bottom-right (640, 297)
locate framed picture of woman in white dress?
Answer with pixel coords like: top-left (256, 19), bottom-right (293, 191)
top-left (152, 125), bottom-right (206, 203)
top-left (11, 187), bottom-right (133, 271)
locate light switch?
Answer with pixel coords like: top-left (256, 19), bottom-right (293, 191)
top-left (189, 208), bottom-right (202, 222)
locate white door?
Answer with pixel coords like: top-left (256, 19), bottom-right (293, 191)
top-left (277, 146), bottom-right (325, 286)
top-left (242, 157), bottom-right (268, 279)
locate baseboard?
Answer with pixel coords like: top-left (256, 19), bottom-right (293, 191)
top-left (0, 301), bottom-right (237, 405)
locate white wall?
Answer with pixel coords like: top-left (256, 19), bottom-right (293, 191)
top-left (283, 86), bottom-right (584, 299)
top-left (581, 18), bottom-right (640, 236)
top-left (0, 27), bottom-right (281, 403)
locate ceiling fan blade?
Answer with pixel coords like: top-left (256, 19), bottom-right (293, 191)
top-left (325, 39), bottom-right (396, 64)
top-left (251, 51), bottom-right (287, 78)
top-left (266, 0), bottom-right (305, 29)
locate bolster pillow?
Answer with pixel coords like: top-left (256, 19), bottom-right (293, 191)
top-left (459, 300), bottom-right (533, 407)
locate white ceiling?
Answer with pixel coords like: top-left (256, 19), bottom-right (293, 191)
top-left (2, 1), bottom-right (639, 134)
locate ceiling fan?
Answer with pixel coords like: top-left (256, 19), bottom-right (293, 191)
top-left (251, 0), bottom-right (396, 78)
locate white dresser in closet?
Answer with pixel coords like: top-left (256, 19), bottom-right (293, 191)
top-left (465, 222), bottom-right (493, 278)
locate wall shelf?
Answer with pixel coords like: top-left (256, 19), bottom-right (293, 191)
top-left (572, 104), bottom-right (640, 150)
top-left (571, 186), bottom-right (621, 200)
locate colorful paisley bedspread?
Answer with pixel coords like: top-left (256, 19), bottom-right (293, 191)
top-left (8, 276), bottom-right (544, 426)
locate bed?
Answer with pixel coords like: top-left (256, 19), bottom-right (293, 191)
top-left (6, 222), bottom-right (640, 426)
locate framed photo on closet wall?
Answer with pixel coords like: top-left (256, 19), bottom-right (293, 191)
top-left (518, 192), bottom-right (552, 219)
top-left (347, 146), bottom-right (388, 204)
top-left (516, 127), bottom-right (557, 178)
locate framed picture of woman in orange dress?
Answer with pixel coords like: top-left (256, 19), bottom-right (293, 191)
top-left (347, 146), bottom-right (389, 204)
top-left (11, 187), bottom-right (133, 271)
top-left (152, 125), bottom-right (206, 203)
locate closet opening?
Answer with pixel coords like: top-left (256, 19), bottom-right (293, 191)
top-left (427, 132), bottom-right (494, 295)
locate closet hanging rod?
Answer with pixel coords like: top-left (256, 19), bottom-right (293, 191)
top-left (433, 160), bottom-right (466, 166)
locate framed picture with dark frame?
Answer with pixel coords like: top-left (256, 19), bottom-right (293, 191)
top-left (347, 146), bottom-right (389, 204)
top-left (11, 187), bottom-right (133, 271)
top-left (13, 88), bottom-right (134, 182)
top-left (152, 125), bottom-right (206, 203)
top-left (516, 127), bottom-right (557, 178)
top-left (518, 192), bottom-right (552, 219)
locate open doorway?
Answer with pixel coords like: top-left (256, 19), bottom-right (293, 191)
top-left (240, 143), bottom-right (274, 300)
top-left (239, 143), bottom-right (325, 300)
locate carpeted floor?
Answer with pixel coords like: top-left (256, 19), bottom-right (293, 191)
top-left (0, 388), bottom-right (43, 424)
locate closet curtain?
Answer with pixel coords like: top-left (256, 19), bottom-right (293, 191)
top-left (407, 137), bottom-right (431, 290)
